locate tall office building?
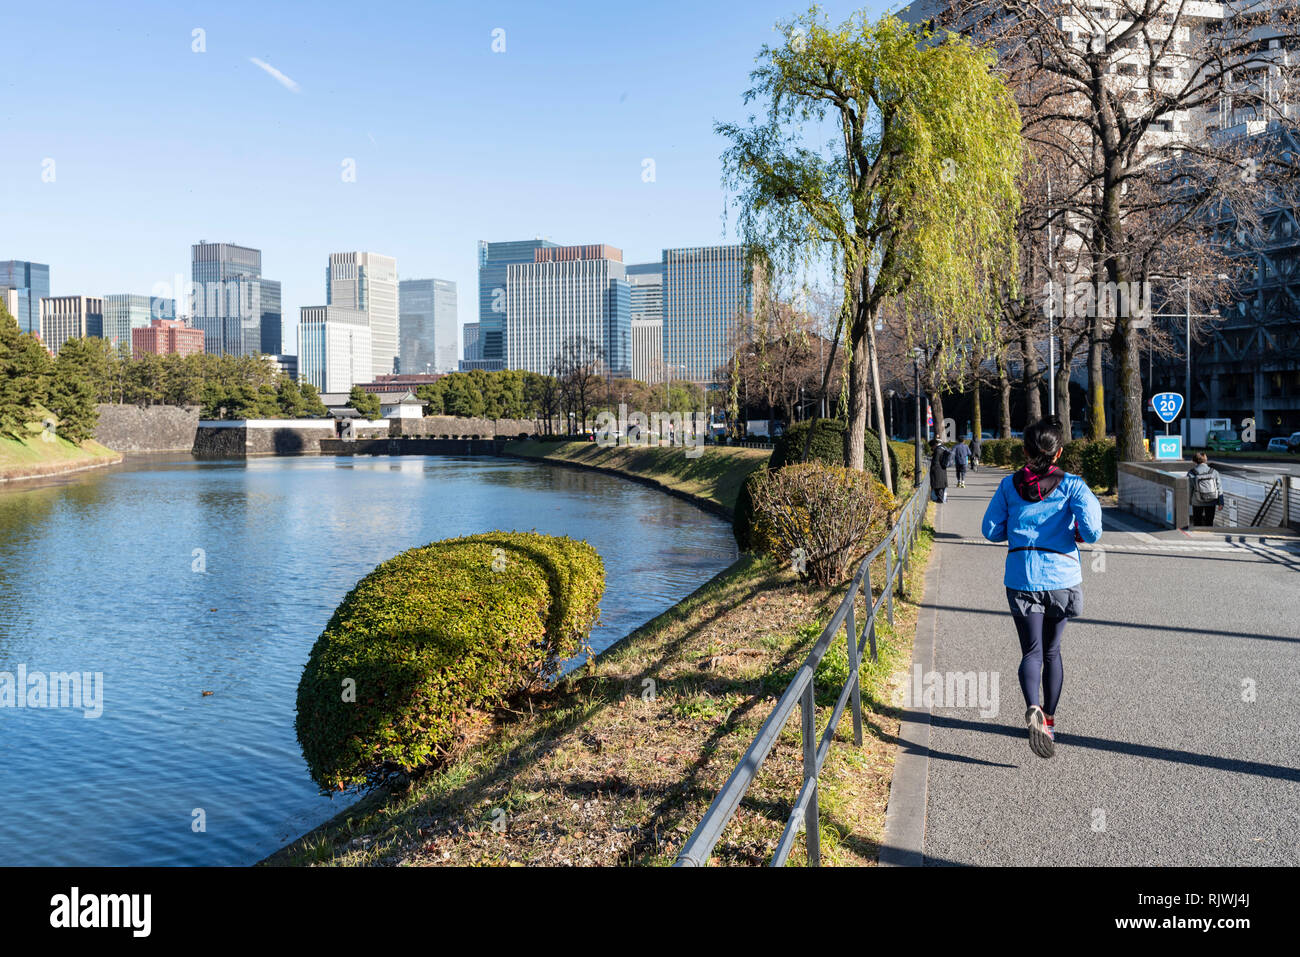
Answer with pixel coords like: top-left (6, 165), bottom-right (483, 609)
top-left (478, 239), bottom-right (558, 368)
top-left (103, 294), bottom-right (176, 350)
top-left (627, 261), bottom-right (664, 383)
top-left (462, 322), bottom-right (481, 362)
top-left (505, 244), bottom-right (630, 376)
top-left (399, 278), bottom-right (458, 374)
top-left (39, 296), bottom-right (102, 355)
top-left (631, 319), bottom-right (664, 383)
top-left (191, 242), bottom-right (279, 357)
top-left (0, 260), bottom-right (51, 335)
top-left (627, 262), bottom-right (664, 323)
top-left (260, 279), bottom-right (282, 356)
top-left (327, 252), bottom-right (398, 379)
top-left (662, 245), bottom-right (754, 384)
top-left (298, 305), bottom-right (372, 393)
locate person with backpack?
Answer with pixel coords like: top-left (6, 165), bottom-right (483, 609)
top-left (929, 439), bottom-right (951, 503)
top-left (981, 416), bottom-right (1103, 759)
top-left (952, 439), bottom-right (970, 487)
top-left (1187, 452), bottom-right (1222, 527)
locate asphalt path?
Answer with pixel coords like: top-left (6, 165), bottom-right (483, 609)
top-left (913, 465), bottom-right (1300, 865)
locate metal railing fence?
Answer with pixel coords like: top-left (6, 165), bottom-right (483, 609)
top-left (674, 483), bottom-right (930, 867)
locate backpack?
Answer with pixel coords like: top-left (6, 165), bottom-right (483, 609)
top-left (939, 446), bottom-right (953, 469)
top-left (1192, 469), bottom-right (1220, 504)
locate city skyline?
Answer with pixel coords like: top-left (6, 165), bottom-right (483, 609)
top-left (3, 0), bottom-right (889, 357)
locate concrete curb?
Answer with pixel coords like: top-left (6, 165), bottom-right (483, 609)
top-left (879, 496), bottom-right (943, 867)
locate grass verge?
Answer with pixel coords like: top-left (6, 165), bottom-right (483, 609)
top-left (0, 424), bottom-right (120, 482)
top-left (265, 506), bottom-right (935, 867)
top-left (504, 440), bottom-right (769, 514)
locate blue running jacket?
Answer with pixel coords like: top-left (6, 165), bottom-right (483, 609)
top-left (981, 470), bottom-right (1103, 590)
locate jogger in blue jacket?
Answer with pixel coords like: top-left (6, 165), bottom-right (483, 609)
top-left (982, 416), bottom-right (1103, 759)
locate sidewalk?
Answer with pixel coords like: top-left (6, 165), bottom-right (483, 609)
top-left (884, 465), bottom-right (1300, 866)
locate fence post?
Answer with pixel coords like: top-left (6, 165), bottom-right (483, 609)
top-left (864, 565), bottom-right (878, 661)
top-left (846, 601), bottom-right (863, 747)
top-left (885, 539), bottom-right (896, 625)
top-left (801, 680), bottom-right (820, 866)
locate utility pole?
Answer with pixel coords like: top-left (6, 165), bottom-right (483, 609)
top-left (1185, 276), bottom-right (1192, 445)
top-left (913, 350), bottom-right (924, 487)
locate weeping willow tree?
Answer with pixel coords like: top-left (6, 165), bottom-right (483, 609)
top-left (718, 6), bottom-right (1023, 491)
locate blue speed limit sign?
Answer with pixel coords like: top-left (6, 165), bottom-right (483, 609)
top-left (1152, 392), bottom-right (1184, 423)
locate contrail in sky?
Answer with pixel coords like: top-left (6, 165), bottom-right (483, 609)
top-left (249, 57), bottom-right (300, 93)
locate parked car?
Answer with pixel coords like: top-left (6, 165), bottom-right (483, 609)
top-left (1289, 431), bottom-right (1300, 452)
top-left (1267, 437), bottom-right (1291, 452)
top-left (1206, 429), bottom-right (1243, 451)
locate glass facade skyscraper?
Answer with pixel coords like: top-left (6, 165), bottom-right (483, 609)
top-left (662, 245), bottom-right (753, 384)
top-left (102, 294), bottom-right (176, 349)
top-left (399, 278), bottom-right (458, 374)
top-left (191, 242), bottom-right (274, 357)
top-left (260, 279), bottom-right (282, 356)
top-left (0, 260), bottom-right (51, 336)
top-left (478, 239), bottom-right (558, 367)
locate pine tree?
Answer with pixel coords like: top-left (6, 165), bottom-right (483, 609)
top-left (47, 338), bottom-right (101, 443)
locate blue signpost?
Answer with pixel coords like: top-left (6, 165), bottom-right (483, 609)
top-left (1152, 392), bottom-right (1184, 460)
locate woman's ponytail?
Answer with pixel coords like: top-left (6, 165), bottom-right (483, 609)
top-left (1023, 415), bottom-right (1065, 473)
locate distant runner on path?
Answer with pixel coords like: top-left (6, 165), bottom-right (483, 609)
top-left (980, 416), bottom-right (1103, 759)
top-left (953, 440), bottom-right (970, 487)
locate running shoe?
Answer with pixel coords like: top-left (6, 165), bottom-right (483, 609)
top-left (1026, 705), bottom-right (1056, 759)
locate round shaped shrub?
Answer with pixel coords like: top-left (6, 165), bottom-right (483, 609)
top-left (750, 462), bottom-right (890, 586)
top-left (295, 532), bottom-right (604, 793)
top-left (770, 418), bottom-right (899, 491)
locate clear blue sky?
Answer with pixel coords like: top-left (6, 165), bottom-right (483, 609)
top-left (3, 0), bottom-right (893, 356)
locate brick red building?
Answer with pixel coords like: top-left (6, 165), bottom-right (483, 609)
top-left (132, 319), bottom-right (205, 357)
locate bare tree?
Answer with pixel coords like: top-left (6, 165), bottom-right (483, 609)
top-left (940, 0), bottom-right (1300, 458)
top-left (554, 336), bottom-right (604, 433)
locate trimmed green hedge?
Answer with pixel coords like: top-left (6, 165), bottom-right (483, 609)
top-left (734, 418), bottom-right (899, 550)
top-left (980, 438), bottom-right (1025, 469)
top-left (770, 418), bottom-right (900, 491)
top-left (295, 532), bottom-right (604, 793)
top-left (980, 437), bottom-right (1118, 489)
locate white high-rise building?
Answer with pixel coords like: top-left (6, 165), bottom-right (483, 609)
top-left (327, 252), bottom-right (398, 379)
top-left (631, 318), bottom-right (664, 383)
top-left (298, 305), bottom-right (372, 394)
top-left (505, 245), bottom-right (631, 376)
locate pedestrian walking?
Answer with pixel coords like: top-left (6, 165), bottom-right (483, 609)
top-left (1186, 452), bottom-right (1222, 528)
top-left (929, 439), bottom-right (951, 503)
top-left (970, 434), bottom-right (981, 470)
top-left (953, 440), bottom-right (970, 487)
top-left (981, 416), bottom-right (1102, 759)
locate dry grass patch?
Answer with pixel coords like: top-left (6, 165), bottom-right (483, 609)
top-left (268, 510), bottom-right (934, 867)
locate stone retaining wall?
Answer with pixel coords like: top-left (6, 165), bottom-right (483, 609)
top-left (390, 416), bottom-right (544, 438)
top-left (94, 404), bottom-right (201, 452)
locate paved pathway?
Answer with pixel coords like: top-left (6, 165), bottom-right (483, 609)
top-left (885, 465), bottom-right (1300, 866)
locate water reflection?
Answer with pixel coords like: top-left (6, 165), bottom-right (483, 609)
top-left (0, 455), bottom-right (735, 865)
